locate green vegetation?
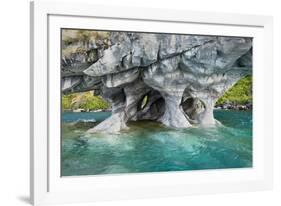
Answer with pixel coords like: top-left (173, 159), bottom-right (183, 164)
top-left (141, 95), bottom-right (148, 109)
top-left (62, 92), bottom-right (110, 111)
top-left (62, 76), bottom-right (252, 111)
top-left (216, 75), bottom-right (252, 105)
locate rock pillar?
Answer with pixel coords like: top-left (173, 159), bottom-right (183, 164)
top-left (159, 90), bottom-right (192, 128)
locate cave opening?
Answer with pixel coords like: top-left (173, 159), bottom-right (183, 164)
top-left (181, 96), bottom-right (205, 123)
top-left (135, 90), bottom-right (165, 121)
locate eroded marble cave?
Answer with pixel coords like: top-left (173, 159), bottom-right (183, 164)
top-left (62, 32), bottom-right (252, 133)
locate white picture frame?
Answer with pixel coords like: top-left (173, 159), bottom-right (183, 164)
top-left (30, 0), bottom-right (273, 205)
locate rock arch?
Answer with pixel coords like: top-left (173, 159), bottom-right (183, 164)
top-left (62, 32), bottom-right (252, 133)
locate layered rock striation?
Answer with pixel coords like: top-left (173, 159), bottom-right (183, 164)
top-left (62, 32), bottom-right (252, 133)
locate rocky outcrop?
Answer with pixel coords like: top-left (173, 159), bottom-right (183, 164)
top-left (62, 32), bottom-right (252, 133)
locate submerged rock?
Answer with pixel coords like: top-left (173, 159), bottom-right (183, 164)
top-left (62, 32), bottom-right (252, 132)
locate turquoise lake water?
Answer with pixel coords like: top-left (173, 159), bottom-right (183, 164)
top-left (61, 110), bottom-right (252, 176)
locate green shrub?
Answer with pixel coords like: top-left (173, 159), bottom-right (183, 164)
top-left (62, 92), bottom-right (109, 111)
top-left (216, 75), bottom-right (252, 105)
top-left (62, 76), bottom-right (252, 111)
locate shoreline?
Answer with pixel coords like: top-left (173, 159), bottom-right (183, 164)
top-left (63, 106), bottom-right (252, 113)
top-left (63, 102), bottom-right (252, 113)
top-left (215, 102), bottom-right (252, 111)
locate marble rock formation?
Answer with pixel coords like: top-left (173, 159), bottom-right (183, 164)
top-left (62, 32), bottom-right (252, 133)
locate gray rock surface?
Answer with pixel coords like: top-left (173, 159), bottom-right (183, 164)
top-left (62, 32), bottom-right (252, 132)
